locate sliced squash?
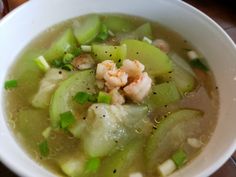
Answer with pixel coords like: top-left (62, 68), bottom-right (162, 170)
top-left (121, 39), bottom-right (172, 76)
top-left (49, 70), bottom-right (97, 128)
top-left (44, 28), bottom-right (78, 62)
top-left (92, 44), bottom-right (127, 63)
top-left (145, 82), bottom-right (181, 108)
top-left (73, 15), bottom-right (101, 44)
top-left (146, 109), bottom-right (203, 170)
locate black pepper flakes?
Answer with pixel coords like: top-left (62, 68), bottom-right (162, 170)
top-left (95, 106), bottom-right (98, 109)
top-left (215, 86), bottom-right (218, 90)
top-left (95, 54), bottom-right (98, 57)
top-left (103, 115), bottom-right (106, 118)
top-left (83, 117), bottom-right (86, 120)
top-left (113, 169), bottom-right (117, 174)
top-left (58, 71), bottom-right (62, 74)
top-left (136, 52), bottom-right (139, 55)
top-left (105, 51), bottom-right (108, 53)
top-left (168, 71), bottom-right (172, 74)
top-left (164, 105), bottom-right (168, 108)
top-left (153, 126), bottom-right (157, 130)
top-left (114, 47), bottom-right (117, 49)
top-left (153, 92), bottom-right (157, 95)
top-left (118, 59), bottom-right (121, 63)
top-left (109, 54), bottom-right (112, 57)
top-left (164, 115), bottom-right (167, 118)
top-left (87, 87), bottom-right (90, 90)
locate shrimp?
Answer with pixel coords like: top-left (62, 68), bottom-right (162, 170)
top-left (124, 72), bottom-right (152, 102)
top-left (109, 88), bottom-right (125, 105)
top-left (72, 54), bottom-right (95, 70)
top-left (96, 60), bottom-right (117, 80)
top-left (104, 69), bottom-right (128, 89)
top-left (121, 59), bottom-right (145, 79)
top-left (152, 39), bottom-right (170, 54)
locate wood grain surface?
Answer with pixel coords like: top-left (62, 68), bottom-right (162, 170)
top-left (0, 0), bottom-right (236, 176)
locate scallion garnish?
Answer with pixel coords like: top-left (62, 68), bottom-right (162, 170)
top-left (74, 92), bottom-right (90, 104)
top-left (171, 149), bottom-right (187, 168)
top-left (97, 91), bottom-right (111, 104)
top-left (42, 127), bottom-right (52, 139)
top-left (190, 59), bottom-right (209, 71)
top-left (96, 24), bottom-right (109, 41)
top-left (62, 64), bottom-right (74, 71)
top-left (38, 140), bottom-right (49, 157)
top-left (143, 36), bottom-right (152, 44)
top-left (62, 53), bottom-right (75, 64)
top-left (84, 157), bottom-right (101, 174)
top-left (35, 55), bottom-right (50, 72)
top-left (81, 45), bottom-right (92, 53)
top-left (71, 47), bottom-right (82, 57)
top-left (60, 111), bottom-right (76, 129)
top-left (88, 94), bottom-right (98, 103)
top-left (51, 59), bottom-right (64, 68)
top-left (4, 80), bottom-right (17, 90)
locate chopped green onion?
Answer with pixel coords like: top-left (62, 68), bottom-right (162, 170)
top-left (51, 59), bottom-right (63, 68)
top-left (42, 127), bottom-right (52, 139)
top-left (71, 47), bottom-right (82, 57)
top-left (158, 159), bottom-right (176, 177)
top-left (190, 59), bottom-right (209, 71)
top-left (60, 111), bottom-right (76, 129)
top-left (62, 64), bottom-right (74, 71)
top-left (108, 30), bottom-right (115, 37)
top-left (4, 80), bottom-right (17, 90)
top-left (63, 53), bottom-right (75, 64)
top-left (38, 140), bottom-right (49, 157)
top-left (187, 50), bottom-right (198, 60)
top-left (74, 92), bottom-right (97, 104)
top-left (96, 24), bottom-right (109, 41)
top-left (171, 149), bottom-right (187, 168)
top-left (35, 56), bottom-right (50, 72)
top-left (97, 91), bottom-right (111, 104)
top-left (84, 157), bottom-right (101, 174)
top-left (81, 45), bottom-right (92, 52)
top-left (187, 138), bottom-right (202, 148)
top-left (88, 94), bottom-right (98, 103)
top-left (74, 92), bottom-right (90, 104)
top-left (143, 36), bottom-right (152, 44)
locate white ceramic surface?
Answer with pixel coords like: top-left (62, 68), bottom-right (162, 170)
top-left (0, 0), bottom-right (236, 177)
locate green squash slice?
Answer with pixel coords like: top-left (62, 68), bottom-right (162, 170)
top-left (121, 39), bottom-right (172, 76)
top-left (146, 109), bottom-right (203, 170)
top-left (44, 28), bottom-right (78, 62)
top-left (49, 70), bottom-right (96, 128)
top-left (73, 15), bottom-right (101, 44)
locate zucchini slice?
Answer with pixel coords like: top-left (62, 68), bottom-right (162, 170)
top-left (73, 15), bottom-right (101, 44)
top-left (49, 70), bottom-right (96, 128)
top-left (146, 109), bottom-right (203, 170)
top-left (121, 39), bottom-right (172, 76)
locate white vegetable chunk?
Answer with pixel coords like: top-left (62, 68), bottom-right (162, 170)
top-left (158, 159), bottom-right (176, 177)
top-left (129, 172), bottom-right (143, 177)
top-left (187, 50), bottom-right (198, 60)
top-left (187, 138), bottom-right (202, 148)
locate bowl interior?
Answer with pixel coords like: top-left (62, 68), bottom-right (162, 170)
top-left (0, 0), bottom-right (236, 177)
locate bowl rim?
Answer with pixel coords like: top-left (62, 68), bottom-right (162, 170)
top-left (0, 0), bottom-right (236, 177)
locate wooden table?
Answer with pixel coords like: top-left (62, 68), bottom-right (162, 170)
top-left (0, 0), bottom-right (236, 176)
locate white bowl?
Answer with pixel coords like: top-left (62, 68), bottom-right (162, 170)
top-left (0, 0), bottom-right (236, 177)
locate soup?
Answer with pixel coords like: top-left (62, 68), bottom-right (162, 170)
top-left (4, 14), bottom-right (218, 177)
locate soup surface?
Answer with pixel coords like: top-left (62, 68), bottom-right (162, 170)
top-left (4, 14), bottom-right (219, 177)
